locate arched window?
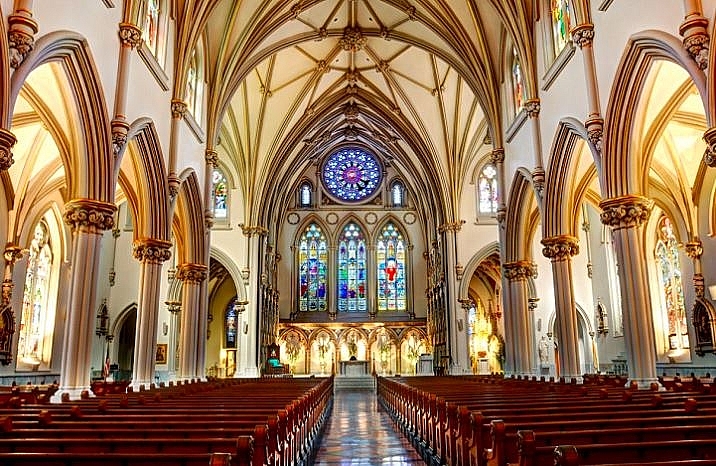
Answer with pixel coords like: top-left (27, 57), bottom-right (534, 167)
top-left (224, 299), bottom-right (238, 349)
top-left (322, 147), bottom-right (382, 203)
top-left (299, 182), bottom-right (312, 208)
top-left (337, 223), bottom-right (367, 312)
top-left (655, 216), bottom-right (689, 350)
top-left (186, 44), bottom-right (205, 123)
top-left (478, 163), bottom-right (498, 215)
top-left (17, 220), bottom-right (56, 369)
top-left (551, 0), bottom-right (572, 56)
top-left (377, 223), bottom-right (407, 312)
top-left (140, 0), bottom-right (160, 55)
top-left (511, 47), bottom-right (525, 114)
top-left (298, 224), bottom-right (328, 312)
top-left (212, 168), bottom-right (228, 220)
top-left (391, 181), bottom-right (405, 207)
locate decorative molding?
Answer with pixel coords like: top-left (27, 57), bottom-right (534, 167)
top-left (585, 116), bottom-right (604, 153)
top-left (403, 212), bottom-right (416, 225)
top-left (438, 220), bottom-right (465, 233)
top-left (0, 129), bottom-right (17, 171)
top-left (679, 14), bottom-right (709, 70)
top-left (541, 42), bottom-right (576, 92)
top-left (171, 99), bottom-right (188, 119)
top-left (137, 43), bottom-right (170, 91)
top-left (7, 9), bottom-right (38, 68)
top-left (598, 0), bottom-right (614, 11)
top-left (505, 109), bottom-right (528, 143)
top-left (102, 0), bottom-right (116, 7)
top-left (364, 212), bottom-right (378, 225)
top-left (523, 99), bottom-right (541, 118)
top-left (111, 119), bottom-right (130, 158)
top-left (339, 26), bottom-right (366, 52)
top-left (176, 263), bottom-right (208, 284)
top-left (287, 213), bottom-right (300, 225)
top-left (503, 260), bottom-right (536, 281)
top-left (531, 166), bottom-right (546, 198)
top-left (204, 149), bottom-right (218, 168)
top-left (490, 148), bottom-right (505, 164)
top-left (599, 195), bottom-right (653, 230)
top-left (118, 22), bottom-right (142, 49)
top-left (132, 238), bottom-right (173, 264)
top-left (3, 245), bottom-right (23, 265)
top-left (685, 238), bottom-right (703, 260)
top-left (326, 212), bottom-right (339, 225)
top-left (571, 24), bottom-right (595, 48)
top-left (541, 235), bottom-right (580, 261)
top-left (238, 223), bottom-right (268, 237)
top-left (702, 127), bottom-right (716, 167)
top-left (63, 199), bottom-right (117, 231)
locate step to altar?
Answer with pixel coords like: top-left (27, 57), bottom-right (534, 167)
top-left (334, 375), bottom-right (376, 391)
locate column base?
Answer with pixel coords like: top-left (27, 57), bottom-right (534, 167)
top-left (50, 386), bottom-right (92, 403)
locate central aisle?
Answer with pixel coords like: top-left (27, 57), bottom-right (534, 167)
top-left (314, 389), bottom-right (425, 465)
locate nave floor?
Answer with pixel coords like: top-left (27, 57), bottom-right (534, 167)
top-left (313, 389), bottom-right (425, 465)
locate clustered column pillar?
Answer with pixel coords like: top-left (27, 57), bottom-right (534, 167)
top-left (131, 238), bottom-right (172, 389)
top-left (56, 199), bottom-right (117, 401)
top-left (176, 263), bottom-right (207, 380)
top-left (599, 195), bottom-right (657, 387)
top-left (502, 260), bottom-right (536, 376)
top-left (541, 235), bottom-right (581, 381)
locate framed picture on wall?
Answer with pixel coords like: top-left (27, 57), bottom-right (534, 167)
top-left (156, 343), bottom-right (168, 364)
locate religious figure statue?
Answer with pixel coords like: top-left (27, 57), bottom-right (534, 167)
top-left (538, 335), bottom-right (550, 366)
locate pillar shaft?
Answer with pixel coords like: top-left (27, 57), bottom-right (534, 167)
top-left (503, 261), bottom-right (536, 376)
top-left (176, 263), bottom-right (207, 380)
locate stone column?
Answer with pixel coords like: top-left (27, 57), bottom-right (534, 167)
top-left (599, 195), bottom-right (657, 387)
top-left (130, 238), bottom-right (172, 389)
top-left (55, 199), bottom-right (116, 401)
top-left (541, 235), bottom-right (581, 380)
top-left (165, 301), bottom-right (181, 378)
top-left (8, 0), bottom-right (38, 68)
top-left (524, 100), bottom-right (545, 198)
top-left (176, 263), bottom-right (207, 380)
top-left (679, 0), bottom-right (709, 70)
top-left (168, 100), bottom-right (187, 199)
top-left (111, 22), bottom-right (142, 158)
top-left (502, 261), bottom-right (536, 376)
top-left (440, 220), bottom-right (466, 374)
top-left (571, 23), bottom-right (604, 152)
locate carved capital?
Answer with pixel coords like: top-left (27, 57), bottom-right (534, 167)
top-left (204, 211), bottom-right (214, 229)
top-left (3, 245), bottom-right (23, 265)
top-left (524, 99), bottom-right (540, 118)
top-left (238, 223), bottom-right (268, 237)
top-left (531, 167), bottom-right (545, 197)
top-left (571, 23), bottom-right (594, 48)
top-left (496, 206), bottom-right (506, 225)
top-left (165, 300), bottom-right (182, 314)
top-left (599, 195), bottom-right (653, 230)
top-left (702, 127), bottom-right (716, 167)
top-left (111, 119), bottom-right (130, 158)
top-left (679, 15), bottom-right (710, 70)
top-left (168, 174), bottom-right (180, 201)
top-left (685, 238), bottom-right (703, 260)
top-left (132, 238), bottom-right (173, 264)
top-left (171, 99), bottom-right (188, 119)
top-left (541, 235), bottom-right (579, 261)
top-left (490, 148), bottom-right (505, 164)
top-left (205, 149), bottom-right (218, 168)
top-left (503, 260), bottom-right (536, 281)
top-left (118, 22), bottom-right (142, 48)
top-left (176, 263), bottom-right (208, 284)
top-left (0, 129), bottom-right (17, 171)
top-left (8, 30), bottom-right (33, 68)
top-left (437, 220), bottom-right (465, 233)
top-left (585, 116), bottom-right (604, 153)
top-left (63, 199), bottom-right (117, 232)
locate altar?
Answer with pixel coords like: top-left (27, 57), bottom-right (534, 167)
top-left (339, 360), bottom-right (369, 376)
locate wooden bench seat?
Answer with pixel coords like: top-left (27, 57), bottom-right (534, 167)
top-left (0, 451), bottom-right (230, 466)
top-left (551, 439), bottom-right (716, 466)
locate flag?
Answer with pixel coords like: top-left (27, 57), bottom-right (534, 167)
top-left (103, 349), bottom-right (110, 380)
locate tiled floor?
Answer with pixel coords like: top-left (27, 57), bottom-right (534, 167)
top-left (313, 390), bottom-right (425, 465)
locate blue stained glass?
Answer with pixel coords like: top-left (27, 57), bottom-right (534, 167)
top-left (377, 223), bottom-right (406, 312)
top-left (322, 147), bottom-right (382, 202)
top-left (338, 223), bottom-right (367, 312)
top-left (298, 224), bottom-right (327, 312)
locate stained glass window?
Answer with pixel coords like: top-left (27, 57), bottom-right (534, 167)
top-left (17, 221), bottom-right (54, 369)
top-left (322, 147), bottom-right (382, 202)
top-left (511, 47), bottom-right (525, 113)
top-left (478, 163), bottom-right (498, 214)
top-left (377, 223), bottom-right (406, 311)
top-left (212, 168), bottom-right (228, 219)
top-left (551, 0), bottom-right (571, 55)
top-left (300, 182), bottom-right (312, 207)
top-left (298, 224), bottom-right (328, 312)
top-left (655, 216), bottom-right (689, 350)
top-left (337, 223), bottom-right (367, 312)
top-left (225, 299), bottom-right (238, 349)
top-left (141, 0), bottom-right (161, 57)
top-left (391, 181), bottom-right (404, 207)
top-left (186, 45), bottom-right (204, 122)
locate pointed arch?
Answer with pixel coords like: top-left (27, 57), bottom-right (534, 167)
top-left (459, 242), bottom-right (501, 300)
top-left (603, 30), bottom-right (708, 198)
top-left (121, 118), bottom-right (170, 241)
top-left (11, 31), bottom-right (112, 202)
top-left (210, 247), bottom-right (248, 302)
top-left (173, 169), bottom-right (206, 265)
top-left (333, 214), bottom-right (370, 245)
top-left (504, 168), bottom-right (541, 261)
top-left (543, 117), bottom-right (600, 238)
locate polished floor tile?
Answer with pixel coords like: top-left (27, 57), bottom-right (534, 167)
top-left (314, 390), bottom-right (425, 465)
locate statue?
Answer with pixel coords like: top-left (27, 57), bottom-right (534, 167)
top-left (538, 335), bottom-right (550, 366)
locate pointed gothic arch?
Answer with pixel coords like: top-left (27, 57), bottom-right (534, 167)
top-left (504, 168), bottom-right (541, 262)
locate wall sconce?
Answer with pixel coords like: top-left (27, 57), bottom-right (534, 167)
top-left (243, 323), bottom-right (249, 335)
top-left (234, 300), bottom-right (248, 313)
top-left (162, 322), bottom-right (168, 336)
top-left (95, 300), bottom-right (109, 337)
